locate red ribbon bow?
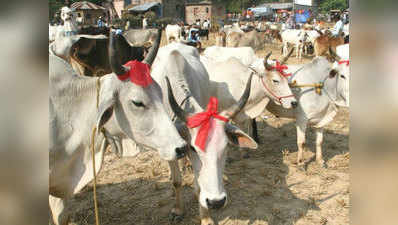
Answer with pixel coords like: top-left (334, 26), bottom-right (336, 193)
top-left (186, 97), bottom-right (229, 152)
top-left (116, 60), bottom-right (154, 87)
top-left (338, 60), bottom-right (349, 66)
top-left (271, 61), bottom-right (292, 77)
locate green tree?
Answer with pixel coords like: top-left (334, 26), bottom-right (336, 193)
top-left (319, 0), bottom-right (348, 13)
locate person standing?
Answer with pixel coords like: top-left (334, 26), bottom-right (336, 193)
top-left (97, 16), bottom-right (104, 27)
top-left (125, 20), bottom-right (130, 30)
top-left (331, 14), bottom-right (344, 37)
top-left (142, 17), bottom-right (148, 29)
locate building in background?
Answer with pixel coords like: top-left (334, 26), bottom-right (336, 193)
top-left (71, 1), bottom-right (106, 25)
top-left (185, 1), bottom-right (225, 25)
top-left (114, 0), bottom-right (185, 20)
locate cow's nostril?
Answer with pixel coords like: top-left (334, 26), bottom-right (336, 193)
top-left (206, 197), bottom-right (226, 210)
top-left (291, 101), bottom-right (298, 108)
top-left (175, 145), bottom-right (187, 159)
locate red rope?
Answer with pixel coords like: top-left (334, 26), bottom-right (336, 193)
top-left (260, 77), bottom-right (295, 105)
top-left (338, 60), bottom-right (349, 66)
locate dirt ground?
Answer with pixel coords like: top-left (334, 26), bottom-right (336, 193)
top-left (68, 32), bottom-right (349, 225)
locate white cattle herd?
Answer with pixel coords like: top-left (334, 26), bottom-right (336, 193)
top-left (49, 15), bottom-right (349, 225)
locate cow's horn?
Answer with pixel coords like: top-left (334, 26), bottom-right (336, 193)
top-left (166, 76), bottom-right (188, 122)
top-left (280, 47), bottom-right (294, 65)
top-left (264, 52), bottom-right (273, 70)
top-left (143, 28), bottom-right (162, 66)
top-left (109, 31), bottom-right (129, 76)
top-left (224, 73), bottom-right (253, 119)
top-left (329, 47), bottom-right (341, 62)
top-left (315, 29), bottom-right (323, 35)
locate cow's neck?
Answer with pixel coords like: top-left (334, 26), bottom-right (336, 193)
top-left (323, 75), bottom-right (339, 105)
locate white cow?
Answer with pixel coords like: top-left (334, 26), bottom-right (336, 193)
top-left (221, 22), bottom-right (244, 35)
top-left (60, 6), bottom-right (78, 36)
top-left (261, 55), bottom-right (349, 167)
top-left (336, 43), bottom-right (349, 60)
top-left (49, 31), bottom-right (188, 225)
top-left (281, 29), bottom-right (309, 60)
top-left (49, 6), bottom-right (79, 42)
top-left (202, 46), bottom-right (260, 68)
top-left (165, 24), bottom-right (182, 43)
top-left (303, 30), bottom-right (321, 55)
top-left (201, 47), bottom-right (297, 157)
top-left (151, 43), bottom-right (257, 224)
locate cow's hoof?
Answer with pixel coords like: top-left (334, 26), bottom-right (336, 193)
top-left (317, 159), bottom-right (326, 168)
top-left (297, 162), bottom-right (305, 171)
top-left (201, 217), bottom-right (215, 225)
top-left (169, 211), bottom-right (183, 222)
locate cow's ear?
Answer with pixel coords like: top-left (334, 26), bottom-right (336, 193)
top-left (329, 69), bottom-right (338, 78)
top-left (96, 92), bottom-right (115, 133)
top-left (225, 123), bottom-right (258, 149)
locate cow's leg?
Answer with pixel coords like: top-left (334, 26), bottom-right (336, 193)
top-left (49, 195), bottom-right (69, 225)
top-left (251, 118), bottom-right (260, 144)
top-left (296, 121), bottom-right (307, 169)
top-left (315, 127), bottom-right (325, 167)
top-left (168, 160), bottom-right (184, 221)
top-left (236, 119), bottom-right (252, 159)
top-left (283, 43), bottom-right (288, 56)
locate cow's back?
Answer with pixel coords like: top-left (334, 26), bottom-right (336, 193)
top-left (123, 29), bottom-right (157, 46)
top-left (152, 43), bottom-right (210, 110)
top-left (226, 32), bottom-right (242, 47)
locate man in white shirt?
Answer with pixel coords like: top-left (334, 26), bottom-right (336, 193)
top-left (331, 15), bottom-right (344, 37)
top-left (142, 17), bottom-right (148, 29)
top-left (203, 20), bottom-right (209, 30)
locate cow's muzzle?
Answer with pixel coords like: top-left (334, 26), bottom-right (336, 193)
top-left (291, 101), bottom-right (298, 108)
top-left (175, 145), bottom-right (188, 159)
top-left (206, 197), bottom-right (227, 210)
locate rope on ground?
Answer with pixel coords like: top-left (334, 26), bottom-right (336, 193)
top-left (91, 76), bottom-right (101, 225)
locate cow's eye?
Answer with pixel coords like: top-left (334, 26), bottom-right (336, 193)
top-left (272, 79), bottom-right (280, 84)
top-left (132, 100), bottom-right (145, 108)
top-left (340, 75), bottom-right (346, 79)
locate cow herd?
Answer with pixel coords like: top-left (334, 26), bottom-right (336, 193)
top-left (49, 21), bottom-right (349, 225)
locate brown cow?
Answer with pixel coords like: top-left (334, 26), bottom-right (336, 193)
top-left (226, 30), bottom-right (268, 51)
top-left (268, 29), bottom-right (282, 43)
top-left (313, 31), bottom-right (344, 58)
top-left (215, 31), bottom-right (226, 46)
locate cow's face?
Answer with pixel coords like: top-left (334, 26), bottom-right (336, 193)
top-left (332, 62), bottom-right (350, 107)
top-left (101, 30), bottom-right (187, 161)
top-left (116, 80), bottom-right (187, 160)
top-left (264, 70), bottom-right (298, 109)
top-left (187, 116), bottom-right (256, 210)
top-left (166, 74), bottom-right (257, 210)
top-left (60, 7), bottom-right (74, 22)
top-left (96, 77), bottom-right (187, 162)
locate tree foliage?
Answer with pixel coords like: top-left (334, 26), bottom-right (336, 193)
top-left (211, 0), bottom-right (276, 13)
top-left (319, 0), bottom-right (348, 13)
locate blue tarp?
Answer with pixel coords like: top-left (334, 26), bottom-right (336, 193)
top-left (295, 10), bottom-right (311, 23)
